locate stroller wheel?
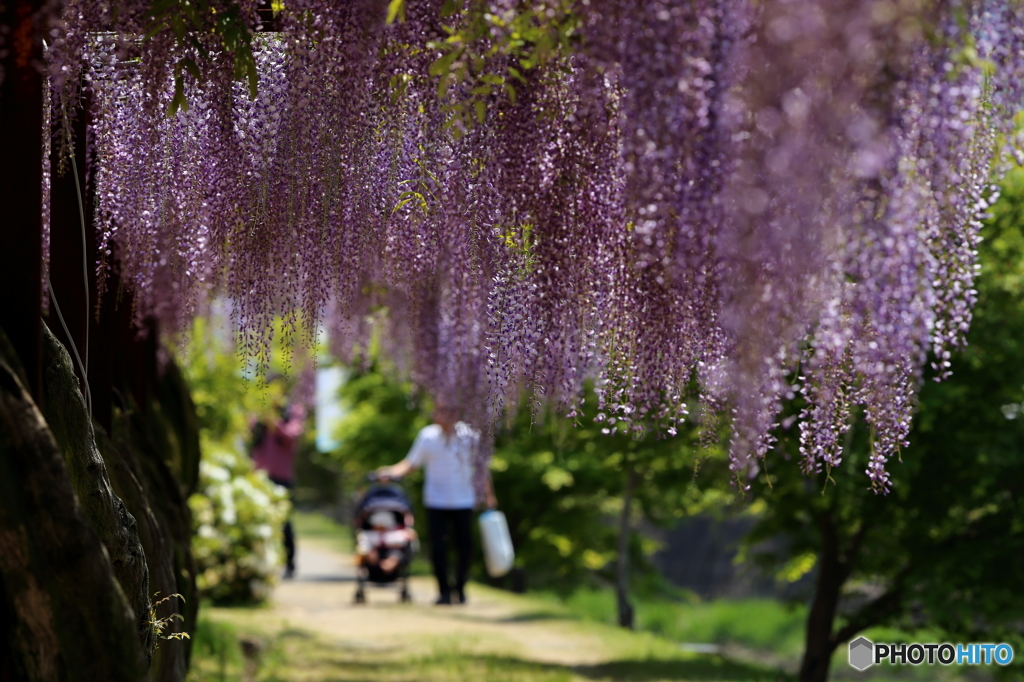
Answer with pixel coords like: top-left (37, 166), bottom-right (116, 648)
top-left (400, 588), bottom-right (412, 603)
top-left (354, 589), bottom-right (366, 605)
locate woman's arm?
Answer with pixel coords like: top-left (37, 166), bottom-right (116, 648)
top-left (270, 404), bottom-right (306, 450)
top-left (483, 470), bottom-right (498, 510)
top-left (379, 427), bottom-right (427, 479)
top-left (277, 404), bottom-right (306, 438)
top-left (379, 459), bottom-right (414, 479)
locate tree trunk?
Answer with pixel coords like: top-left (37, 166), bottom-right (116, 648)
top-left (798, 512), bottom-right (844, 682)
top-left (0, 330), bottom-right (145, 681)
top-left (119, 359), bottom-right (202, 680)
top-left (40, 323), bottom-right (155, 662)
top-left (100, 385), bottom-right (200, 682)
top-left (616, 466), bottom-right (637, 629)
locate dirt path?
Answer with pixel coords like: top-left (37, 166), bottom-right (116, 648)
top-left (267, 541), bottom-right (615, 667)
top-left (196, 538), bottom-right (780, 682)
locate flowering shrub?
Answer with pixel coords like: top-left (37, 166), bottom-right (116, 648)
top-left (189, 445), bottom-right (290, 604)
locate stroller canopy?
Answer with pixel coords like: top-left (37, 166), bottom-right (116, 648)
top-left (355, 483), bottom-right (413, 519)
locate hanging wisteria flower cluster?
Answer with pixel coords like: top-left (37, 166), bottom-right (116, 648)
top-left (43, 0), bottom-right (1024, 490)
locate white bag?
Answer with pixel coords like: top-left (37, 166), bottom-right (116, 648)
top-left (478, 510), bottom-right (515, 578)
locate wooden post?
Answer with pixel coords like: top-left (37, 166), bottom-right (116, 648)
top-left (0, 0), bottom-right (46, 403)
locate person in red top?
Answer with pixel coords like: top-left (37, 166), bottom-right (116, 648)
top-left (251, 399), bottom-right (306, 578)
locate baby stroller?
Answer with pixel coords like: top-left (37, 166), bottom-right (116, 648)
top-left (352, 474), bottom-right (419, 604)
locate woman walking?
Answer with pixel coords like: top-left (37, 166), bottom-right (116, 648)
top-left (379, 404), bottom-right (496, 604)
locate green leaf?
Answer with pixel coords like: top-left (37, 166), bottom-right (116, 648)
top-left (386, 0), bottom-right (405, 24)
top-left (143, 20), bottom-right (169, 41)
top-left (436, 74), bottom-right (454, 100)
top-left (428, 47), bottom-right (462, 78)
top-left (392, 191), bottom-right (428, 215)
top-left (180, 58), bottom-right (202, 82)
top-left (239, 48), bottom-right (259, 99)
top-left (428, 51), bottom-right (456, 79)
top-left (169, 74), bottom-right (188, 115)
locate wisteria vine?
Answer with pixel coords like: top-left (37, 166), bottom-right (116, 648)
top-left (36, 0), bottom-right (1024, 491)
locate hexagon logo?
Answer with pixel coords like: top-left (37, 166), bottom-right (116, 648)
top-left (849, 636), bottom-right (874, 671)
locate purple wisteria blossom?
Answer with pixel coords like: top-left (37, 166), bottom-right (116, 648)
top-left (41, 0), bottom-right (1024, 490)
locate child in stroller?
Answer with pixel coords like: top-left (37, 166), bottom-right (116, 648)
top-left (353, 476), bottom-right (419, 604)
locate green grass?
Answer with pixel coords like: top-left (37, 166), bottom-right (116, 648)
top-left (291, 509), bottom-right (353, 555)
top-left (261, 512), bottom-right (998, 682)
top-left (551, 591), bottom-right (806, 658)
top-left (539, 590), bottom-right (997, 682)
top-left (187, 608), bottom-right (789, 682)
top-left (292, 510), bottom-right (806, 659)
top-left (186, 615), bottom-right (246, 682)
top-left (186, 588), bottom-right (998, 682)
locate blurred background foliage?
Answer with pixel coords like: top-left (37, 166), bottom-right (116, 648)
top-left (177, 315), bottom-right (310, 604)
top-left (488, 391), bottom-right (734, 595)
top-left (179, 317), bottom-right (296, 450)
top-left (318, 358), bottom-right (735, 599)
top-left (189, 446), bottom-right (290, 603)
top-left (175, 168), bottom-right (1024, 679)
top-left (743, 166), bottom-right (1024, 678)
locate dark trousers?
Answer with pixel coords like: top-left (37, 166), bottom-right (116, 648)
top-left (427, 507), bottom-right (472, 597)
top-left (283, 519), bottom-right (295, 571)
top-left (271, 477), bottom-right (296, 572)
